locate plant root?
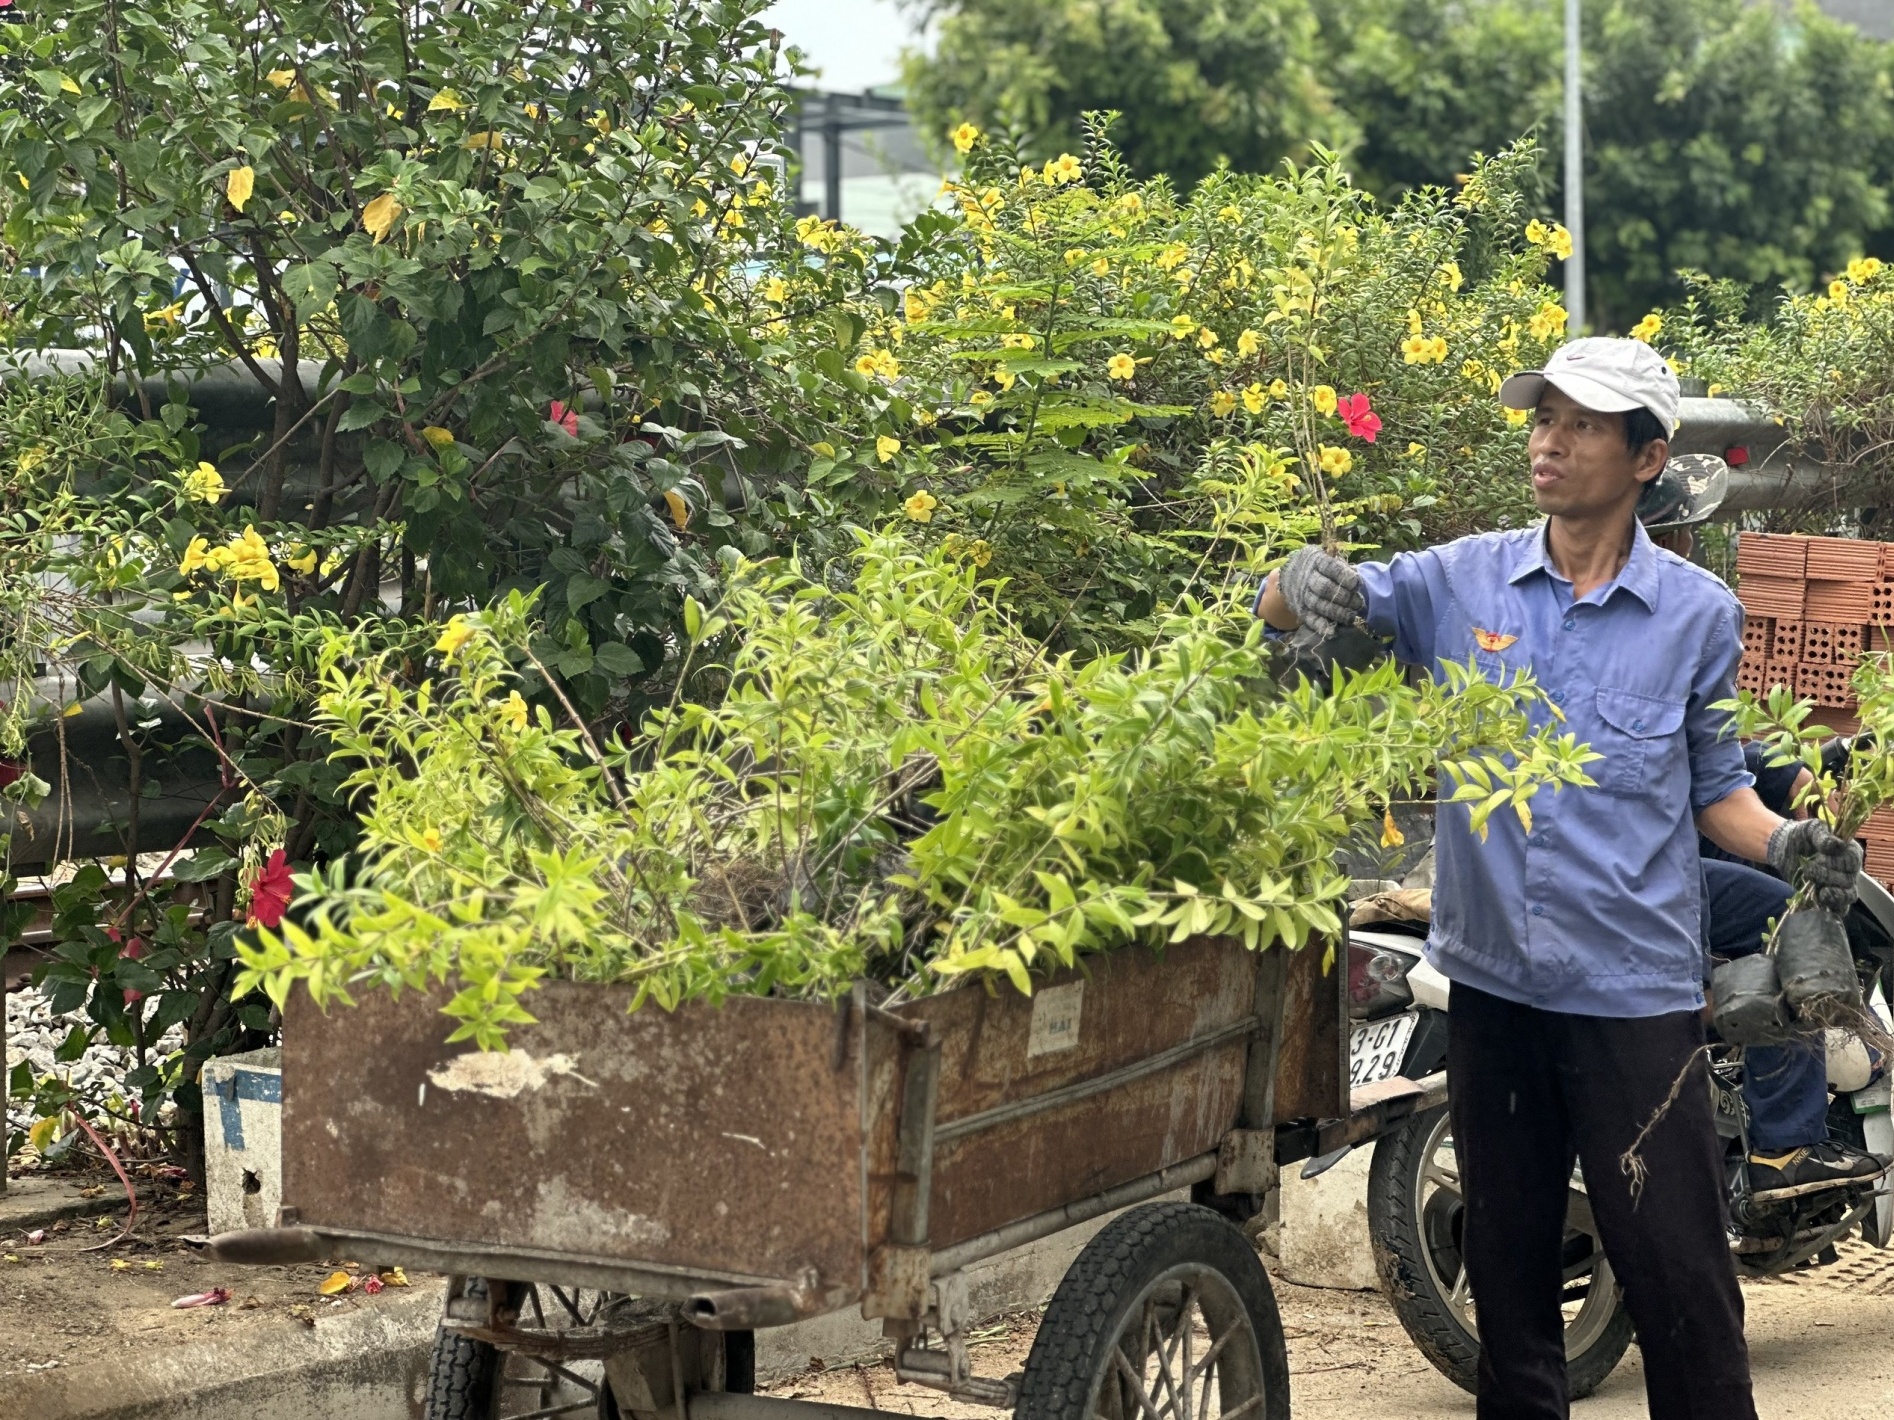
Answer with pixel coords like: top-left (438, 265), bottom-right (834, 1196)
top-left (1618, 1044), bottom-right (1713, 1207)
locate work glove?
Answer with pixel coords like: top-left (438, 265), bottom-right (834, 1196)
top-left (1275, 545), bottom-right (1365, 640)
top-left (1767, 818), bottom-right (1864, 916)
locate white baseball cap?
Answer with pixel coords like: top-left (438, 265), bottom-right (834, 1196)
top-left (1499, 336), bottom-right (1679, 431)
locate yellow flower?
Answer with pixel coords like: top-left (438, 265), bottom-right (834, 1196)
top-left (760, 276), bottom-right (788, 304)
top-left (969, 390), bottom-right (994, 408)
top-left (287, 547), bottom-right (318, 574)
top-left (854, 354), bottom-right (879, 377)
top-left (1236, 329), bottom-right (1260, 358)
top-left (1116, 192), bottom-right (1144, 214)
top-left (1196, 326), bottom-right (1218, 350)
top-left (1156, 244), bottom-right (1189, 272)
top-left (1310, 385), bottom-right (1337, 416)
top-left (427, 89), bottom-right (467, 113)
top-left (966, 539), bottom-right (993, 568)
top-left (1405, 441), bottom-right (1427, 460)
top-left (500, 690), bottom-right (529, 731)
top-left (178, 536), bottom-right (211, 577)
top-left (1829, 280), bottom-right (1850, 305)
top-left (422, 828), bottom-right (444, 853)
top-left (903, 490), bottom-right (938, 522)
top-left (1848, 256), bottom-right (1883, 284)
top-left (1381, 810), bottom-right (1405, 849)
top-left (1428, 336), bottom-right (1449, 362)
top-left (1407, 307), bottom-right (1424, 337)
top-left (1524, 219), bottom-right (1549, 246)
top-left (1629, 311), bottom-right (1664, 343)
top-left (903, 287), bottom-right (931, 322)
top-left (1268, 379), bottom-right (1288, 399)
top-left (1547, 225), bottom-right (1573, 261)
top-left (1442, 261), bottom-right (1465, 291)
top-left (1317, 444), bottom-right (1353, 476)
top-left (1528, 301), bottom-right (1568, 341)
top-left (994, 366), bottom-right (1016, 391)
top-left (1504, 406), bottom-right (1530, 427)
top-left (1169, 314), bottom-right (1196, 339)
top-left (435, 617), bottom-right (475, 657)
top-left (1107, 352), bottom-right (1137, 382)
top-left (951, 122), bottom-right (981, 155)
top-left (1002, 332), bottom-right (1036, 350)
top-left (876, 435), bottom-right (902, 463)
top-left (1241, 383), bottom-right (1266, 415)
top-left (420, 426), bottom-right (456, 450)
top-left (1091, 256), bottom-right (1111, 276)
top-left (1402, 335), bottom-right (1434, 364)
top-left (182, 461), bottom-right (227, 503)
top-left (1044, 153), bottom-right (1082, 184)
top-left (1217, 204), bottom-right (1242, 225)
top-left (1210, 390), bottom-right (1237, 418)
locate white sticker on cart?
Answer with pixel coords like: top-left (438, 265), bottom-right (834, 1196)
top-left (1028, 981), bottom-right (1084, 1058)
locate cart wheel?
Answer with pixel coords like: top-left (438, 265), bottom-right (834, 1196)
top-left (1016, 1201), bottom-right (1289, 1420)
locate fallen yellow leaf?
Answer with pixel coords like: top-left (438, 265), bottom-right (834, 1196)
top-left (361, 192), bottom-right (402, 244)
top-left (384, 1267), bottom-right (410, 1287)
top-left (1381, 811), bottom-right (1405, 849)
top-left (317, 1270), bottom-right (353, 1296)
top-left (143, 1259), bottom-right (164, 1271)
top-left (110, 1258), bottom-right (131, 1271)
top-left (226, 165), bottom-right (255, 213)
top-left (663, 488), bottom-right (690, 530)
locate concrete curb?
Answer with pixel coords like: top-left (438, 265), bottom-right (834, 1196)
top-left (0, 1177), bottom-right (122, 1237)
top-left (10, 1281), bottom-right (446, 1420)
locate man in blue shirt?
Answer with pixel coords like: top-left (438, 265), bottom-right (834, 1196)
top-left (1260, 337), bottom-right (1861, 1420)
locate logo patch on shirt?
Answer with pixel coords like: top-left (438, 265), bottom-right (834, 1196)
top-left (1473, 628), bottom-right (1519, 653)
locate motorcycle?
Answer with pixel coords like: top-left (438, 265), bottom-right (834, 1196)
top-left (1337, 862), bottom-right (1894, 1398)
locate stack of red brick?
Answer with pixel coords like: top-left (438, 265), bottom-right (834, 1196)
top-left (1733, 532), bottom-right (1892, 740)
top-left (1733, 531), bottom-right (1894, 882)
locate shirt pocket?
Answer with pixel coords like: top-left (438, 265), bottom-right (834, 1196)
top-left (1593, 688), bottom-right (1687, 798)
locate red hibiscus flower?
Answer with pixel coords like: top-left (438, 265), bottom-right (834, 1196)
top-left (246, 850), bottom-right (294, 930)
top-left (548, 400), bottom-right (579, 436)
top-left (106, 926), bottom-right (147, 1003)
top-left (1337, 393), bottom-right (1381, 443)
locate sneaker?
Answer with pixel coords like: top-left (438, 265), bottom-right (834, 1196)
top-left (1748, 1141), bottom-right (1888, 1198)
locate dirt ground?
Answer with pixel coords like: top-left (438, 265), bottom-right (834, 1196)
top-left (0, 1166), bottom-right (440, 1383)
top-left (763, 1244), bottom-right (1894, 1419)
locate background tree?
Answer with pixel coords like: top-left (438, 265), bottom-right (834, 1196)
top-left (899, 0), bottom-right (1353, 192)
top-left (907, 0), bottom-right (1894, 328)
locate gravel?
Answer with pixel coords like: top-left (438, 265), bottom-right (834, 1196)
top-left (5, 986), bottom-right (184, 1141)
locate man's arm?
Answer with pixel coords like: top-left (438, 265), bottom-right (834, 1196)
top-left (1257, 571), bottom-right (1297, 631)
top-left (1697, 787), bottom-right (1784, 864)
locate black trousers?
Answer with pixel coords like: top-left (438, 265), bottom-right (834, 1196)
top-left (1447, 983), bottom-right (1756, 1420)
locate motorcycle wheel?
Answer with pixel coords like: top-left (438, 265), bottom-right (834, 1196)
top-left (1366, 1105), bottom-right (1635, 1399)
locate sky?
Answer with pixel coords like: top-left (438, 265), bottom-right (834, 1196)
top-left (760, 0), bottom-right (923, 93)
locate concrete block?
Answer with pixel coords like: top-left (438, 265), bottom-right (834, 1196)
top-left (1276, 1145), bottom-right (1378, 1291)
top-left (200, 1046), bottom-right (283, 1236)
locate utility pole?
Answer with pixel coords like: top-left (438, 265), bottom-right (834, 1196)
top-left (1564, 0), bottom-right (1586, 332)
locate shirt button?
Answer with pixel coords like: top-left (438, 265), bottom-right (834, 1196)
top-left (1562, 618), bottom-right (1576, 631)
top-left (1531, 904), bottom-right (1546, 917)
top-left (1633, 719), bottom-right (1645, 731)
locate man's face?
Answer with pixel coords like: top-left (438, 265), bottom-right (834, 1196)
top-left (1527, 385), bottom-right (1666, 520)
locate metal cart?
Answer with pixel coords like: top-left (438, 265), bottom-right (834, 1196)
top-left (207, 934), bottom-right (1444, 1420)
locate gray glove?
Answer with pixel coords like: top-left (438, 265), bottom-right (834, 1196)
top-left (1767, 818), bottom-right (1863, 916)
top-left (1275, 545), bottom-right (1365, 639)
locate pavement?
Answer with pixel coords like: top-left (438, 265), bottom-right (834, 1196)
top-left (765, 1242), bottom-right (1894, 1420)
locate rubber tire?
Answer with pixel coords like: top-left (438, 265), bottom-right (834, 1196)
top-left (425, 1280), bottom-right (503, 1420)
top-left (1015, 1201), bottom-right (1290, 1420)
top-left (1367, 1105), bottom-right (1635, 1400)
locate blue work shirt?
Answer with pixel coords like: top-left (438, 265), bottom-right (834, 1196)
top-left (1358, 521), bottom-right (1753, 1018)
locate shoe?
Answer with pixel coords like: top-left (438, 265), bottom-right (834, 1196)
top-left (1748, 1141), bottom-right (1888, 1198)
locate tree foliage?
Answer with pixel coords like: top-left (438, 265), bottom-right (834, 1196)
top-left (906, 0), bottom-right (1894, 328)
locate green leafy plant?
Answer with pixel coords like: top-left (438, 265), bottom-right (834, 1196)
top-left (235, 528), bottom-right (1598, 1047)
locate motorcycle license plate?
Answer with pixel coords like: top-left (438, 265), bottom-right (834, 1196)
top-left (1348, 1011), bottom-right (1420, 1090)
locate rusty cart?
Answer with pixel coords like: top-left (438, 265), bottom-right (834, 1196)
top-left (207, 934), bottom-right (1444, 1420)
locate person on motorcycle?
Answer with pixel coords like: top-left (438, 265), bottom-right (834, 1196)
top-left (1258, 336), bottom-right (1862, 1420)
top-left (1641, 468), bottom-right (1886, 1194)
